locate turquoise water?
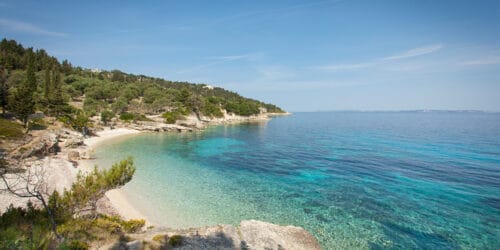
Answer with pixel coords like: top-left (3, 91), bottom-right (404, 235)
top-left (93, 112), bottom-right (500, 249)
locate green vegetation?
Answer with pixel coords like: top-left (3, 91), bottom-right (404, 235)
top-left (0, 38), bottom-right (286, 246)
top-left (152, 234), bottom-right (166, 242)
top-left (168, 235), bottom-right (183, 246)
top-left (119, 112), bottom-right (150, 123)
top-left (0, 38), bottom-right (285, 127)
top-left (0, 158), bottom-right (138, 248)
top-left (162, 110), bottom-right (185, 124)
top-left (0, 118), bottom-right (23, 138)
top-left (100, 110), bottom-right (114, 125)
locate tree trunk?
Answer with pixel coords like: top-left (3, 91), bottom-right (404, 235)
top-left (38, 192), bottom-right (63, 241)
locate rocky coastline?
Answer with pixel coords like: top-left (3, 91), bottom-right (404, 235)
top-left (0, 112), bottom-right (321, 249)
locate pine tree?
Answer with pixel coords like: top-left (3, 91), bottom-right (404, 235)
top-left (61, 59), bottom-right (72, 75)
top-left (43, 66), bottom-right (51, 100)
top-left (12, 50), bottom-right (36, 127)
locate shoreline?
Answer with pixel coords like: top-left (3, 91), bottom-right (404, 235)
top-left (77, 114), bottom-right (289, 226)
top-left (2, 113), bottom-right (291, 222)
top-left (1, 115), bottom-right (322, 248)
top-left (78, 128), bottom-right (152, 225)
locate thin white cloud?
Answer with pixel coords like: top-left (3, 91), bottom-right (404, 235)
top-left (459, 57), bottom-right (500, 66)
top-left (177, 53), bottom-right (262, 74)
top-left (256, 65), bottom-right (294, 80)
top-left (382, 44), bottom-right (444, 61)
top-left (313, 62), bottom-right (374, 71)
top-left (207, 53), bottom-right (262, 61)
top-left (314, 44), bottom-right (444, 72)
top-left (207, 0), bottom-right (342, 27)
top-left (0, 18), bottom-right (67, 37)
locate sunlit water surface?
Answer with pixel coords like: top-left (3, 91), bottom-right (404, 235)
top-left (93, 112), bottom-right (500, 249)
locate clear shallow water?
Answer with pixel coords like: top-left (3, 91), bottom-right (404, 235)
top-left (93, 112), bottom-right (500, 249)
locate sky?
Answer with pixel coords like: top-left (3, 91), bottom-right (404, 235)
top-left (1, 0), bottom-right (499, 112)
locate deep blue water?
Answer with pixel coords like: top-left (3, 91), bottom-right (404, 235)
top-left (94, 112), bottom-right (500, 249)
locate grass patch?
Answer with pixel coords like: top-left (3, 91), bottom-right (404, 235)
top-left (0, 118), bottom-right (24, 139)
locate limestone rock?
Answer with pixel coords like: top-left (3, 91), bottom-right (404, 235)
top-left (61, 137), bottom-right (84, 148)
top-left (239, 220), bottom-right (321, 250)
top-left (126, 240), bottom-right (143, 250)
top-left (13, 132), bottom-right (60, 159)
top-left (67, 151), bottom-right (80, 161)
top-left (129, 220), bottom-right (320, 250)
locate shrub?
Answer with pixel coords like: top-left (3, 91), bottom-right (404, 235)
top-left (121, 219), bottom-right (145, 233)
top-left (58, 111), bottom-right (91, 134)
top-left (162, 111), bottom-right (184, 124)
top-left (152, 234), bottom-right (166, 242)
top-left (201, 101), bottom-right (223, 118)
top-left (63, 240), bottom-right (89, 250)
top-left (119, 112), bottom-right (151, 123)
top-left (119, 112), bottom-right (135, 122)
top-left (100, 110), bottom-right (114, 125)
top-left (28, 117), bottom-right (47, 130)
top-left (168, 235), bottom-right (182, 247)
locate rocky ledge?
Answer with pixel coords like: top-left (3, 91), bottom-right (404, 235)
top-left (114, 220), bottom-right (321, 250)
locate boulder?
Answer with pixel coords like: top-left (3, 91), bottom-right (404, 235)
top-left (67, 151), bottom-right (80, 161)
top-left (126, 240), bottom-right (143, 250)
top-left (15, 132), bottom-right (60, 159)
top-left (61, 137), bottom-right (84, 148)
top-left (239, 220), bottom-right (321, 250)
top-left (129, 220), bottom-right (320, 250)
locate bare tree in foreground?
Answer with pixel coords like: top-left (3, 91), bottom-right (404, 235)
top-left (0, 159), bottom-right (62, 240)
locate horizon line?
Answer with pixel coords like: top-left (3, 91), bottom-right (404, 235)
top-left (288, 109), bottom-right (500, 113)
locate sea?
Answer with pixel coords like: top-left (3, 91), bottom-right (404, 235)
top-left (92, 111), bottom-right (500, 249)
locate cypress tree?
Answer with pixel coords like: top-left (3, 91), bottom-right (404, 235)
top-left (0, 66), bottom-right (7, 116)
top-left (50, 70), bottom-right (65, 116)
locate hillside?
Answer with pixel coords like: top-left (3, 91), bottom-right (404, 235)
top-left (0, 38), bottom-right (284, 129)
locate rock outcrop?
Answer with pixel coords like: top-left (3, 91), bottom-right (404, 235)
top-left (125, 220), bottom-right (321, 250)
top-left (10, 132), bottom-right (60, 159)
top-left (239, 220), bottom-right (320, 250)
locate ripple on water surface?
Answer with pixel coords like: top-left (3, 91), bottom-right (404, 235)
top-left (93, 112), bottom-right (500, 249)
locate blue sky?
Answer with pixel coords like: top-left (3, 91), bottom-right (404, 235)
top-left (1, 0), bottom-right (499, 112)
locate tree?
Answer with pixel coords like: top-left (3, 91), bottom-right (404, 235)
top-left (63, 157), bottom-right (136, 218)
top-left (71, 110), bottom-right (90, 136)
top-left (100, 110), bottom-right (114, 125)
top-left (0, 160), bottom-right (62, 240)
top-left (1, 157), bottom-right (137, 242)
top-left (43, 67), bottom-right (51, 101)
top-left (48, 70), bottom-right (67, 116)
top-left (11, 50), bottom-right (36, 127)
top-left (0, 66), bottom-right (8, 116)
top-left (61, 59), bottom-right (72, 75)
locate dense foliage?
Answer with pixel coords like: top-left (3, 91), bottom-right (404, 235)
top-left (0, 38), bottom-right (284, 126)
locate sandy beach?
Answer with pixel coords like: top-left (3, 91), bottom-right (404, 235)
top-left (78, 128), bottom-right (151, 224)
